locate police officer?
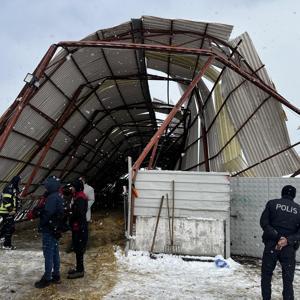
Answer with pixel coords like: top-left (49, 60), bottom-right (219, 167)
top-left (260, 185), bottom-right (299, 300)
top-left (0, 176), bottom-right (21, 249)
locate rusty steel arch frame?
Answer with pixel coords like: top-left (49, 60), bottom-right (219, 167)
top-left (0, 30), bottom-right (299, 198)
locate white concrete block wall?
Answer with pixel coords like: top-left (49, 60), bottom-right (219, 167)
top-left (134, 217), bottom-right (225, 256)
top-left (133, 170), bottom-right (230, 257)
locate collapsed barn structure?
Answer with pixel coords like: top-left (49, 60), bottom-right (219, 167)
top-left (0, 16), bottom-right (299, 257)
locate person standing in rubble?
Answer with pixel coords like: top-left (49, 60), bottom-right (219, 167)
top-left (79, 176), bottom-right (95, 223)
top-left (68, 178), bottom-right (88, 279)
top-left (260, 185), bottom-right (300, 300)
top-left (34, 176), bottom-right (64, 288)
top-left (0, 175), bottom-right (21, 250)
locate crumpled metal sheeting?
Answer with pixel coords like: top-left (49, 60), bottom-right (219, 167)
top-left (142, 16), bottom-right (233, 42)
top-left (221, 32), bottom-right (300, 176)
top-left (94, 20), bottom-right (132, 40)
top-left (180, 91), bottom-right (199, 171)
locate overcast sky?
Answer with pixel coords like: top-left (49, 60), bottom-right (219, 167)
top-left (0, 0), bottom-right (299, 146)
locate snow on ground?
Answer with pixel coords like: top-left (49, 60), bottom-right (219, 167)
top-left (0, 249), bottom-right (44, 299)
top-left (104, 249), bottom-right (300, 300)
top-left (2, 214), bottom-right (300, 299)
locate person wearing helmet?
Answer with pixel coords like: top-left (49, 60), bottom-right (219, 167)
top-left (0, 175), bottom-right (21, 250)
top-left (260, 185), bottom-right (299, 300)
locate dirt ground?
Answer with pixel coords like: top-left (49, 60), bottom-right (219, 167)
top-left (16, 211), bottom-right (125, 300)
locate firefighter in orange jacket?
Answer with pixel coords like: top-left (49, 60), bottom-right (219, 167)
top-left (0, 176), bottom-right (21, 249)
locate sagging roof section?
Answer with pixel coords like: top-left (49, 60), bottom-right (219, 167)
top-left (0, 16), bottom-right (299, 196)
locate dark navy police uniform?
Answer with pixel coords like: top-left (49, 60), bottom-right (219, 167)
top-left (260, 185), bottom-right (299, 300)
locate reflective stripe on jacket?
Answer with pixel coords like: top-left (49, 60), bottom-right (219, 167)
top-left (0, 193), bottom-right (16, 214)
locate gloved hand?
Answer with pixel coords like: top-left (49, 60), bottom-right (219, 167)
top-left (26, 210), bottom-right (34, 220)
top-left (72, 222), bottom-right (80, 231)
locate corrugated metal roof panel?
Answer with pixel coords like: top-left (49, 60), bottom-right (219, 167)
top-left (13, 105), bottom-right (52, 140)
top-left (142, 16), bottom-right (233, 42)
top-left (63, 111), bottom-right (88, 136)
top-left (29, 81), bottom-right (69, 121)
top-left (40, 149), bottom-right (61, 169)
top-left (72, 47), bottom-right (111, 82)
top-left (51, 130), bottom-right (75, 153)
top-left (103, 48), bottom-right (138, 76)
top-left (79, 95), bottom-right (102, 119)
top-left (0, 132), bottom-right (36, 160)
top-left (50, 59), bottom-right (86, 98)
top-left (0, 158), bottom-right (23, 190)
top-left (0, 17), bottom-right (298, 197)
top-left (98, 21), bottom-right (132, 40)
top-left (222, 70), bottom-right (299, 176)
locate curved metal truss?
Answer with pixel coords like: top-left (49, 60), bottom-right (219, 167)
top-left (0, 16), bottom-right (299, 198)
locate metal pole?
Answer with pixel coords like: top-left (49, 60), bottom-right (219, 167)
top-left (124, 157), bottom-right (133, 257)
top-left (171, 180), bottom-right (175, 249)
top-left (148, 140), bottom-right (159, 170)
top-left (150, 195), bottom-right (165, 254)
top-left (127, 156), bottom-right (133, 238)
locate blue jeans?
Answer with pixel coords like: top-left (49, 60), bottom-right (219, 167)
top-left (42, 232), bottom-right (60, 281)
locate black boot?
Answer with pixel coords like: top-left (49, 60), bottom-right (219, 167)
top-left (51, 273), bottom-right (61, 284)
top-left (34, 276), bottom-right (51, 288)
top-left (67, 270), bottom-right (84, 279)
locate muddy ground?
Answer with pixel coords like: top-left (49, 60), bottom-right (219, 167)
top-left (8, 211), bottom-right (125, 300)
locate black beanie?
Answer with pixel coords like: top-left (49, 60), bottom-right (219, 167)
top-left (281, 185), bottom-right (296, 199)
top-left (71, 178), bottom-right (84, 192)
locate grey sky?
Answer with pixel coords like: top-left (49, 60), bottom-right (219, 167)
top-left (0, 0), bottom-right (299, 146)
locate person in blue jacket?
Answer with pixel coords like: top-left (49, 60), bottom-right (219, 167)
top-left (34, 175), bottom-right (64, 289)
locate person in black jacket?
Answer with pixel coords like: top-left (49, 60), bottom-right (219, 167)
top-left (34, 176), bottom-right (64, 289)
top-left (260, 185), bottom-right (299, 300)
top-left (0, 175), bottom-right (21, 249)
top-left (68, 178), bottom-right (88, 279)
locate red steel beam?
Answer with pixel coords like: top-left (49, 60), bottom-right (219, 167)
top-left (22, 85), bottom-right (83, 196)
top-left (148, 140), bottom-right (159, 170)
top-left (0, 44), bottom-right (58, 151)
top-left (131, 55), bottom-right (215, 179)
top-left (57, 40), bottom-right (300, 115)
